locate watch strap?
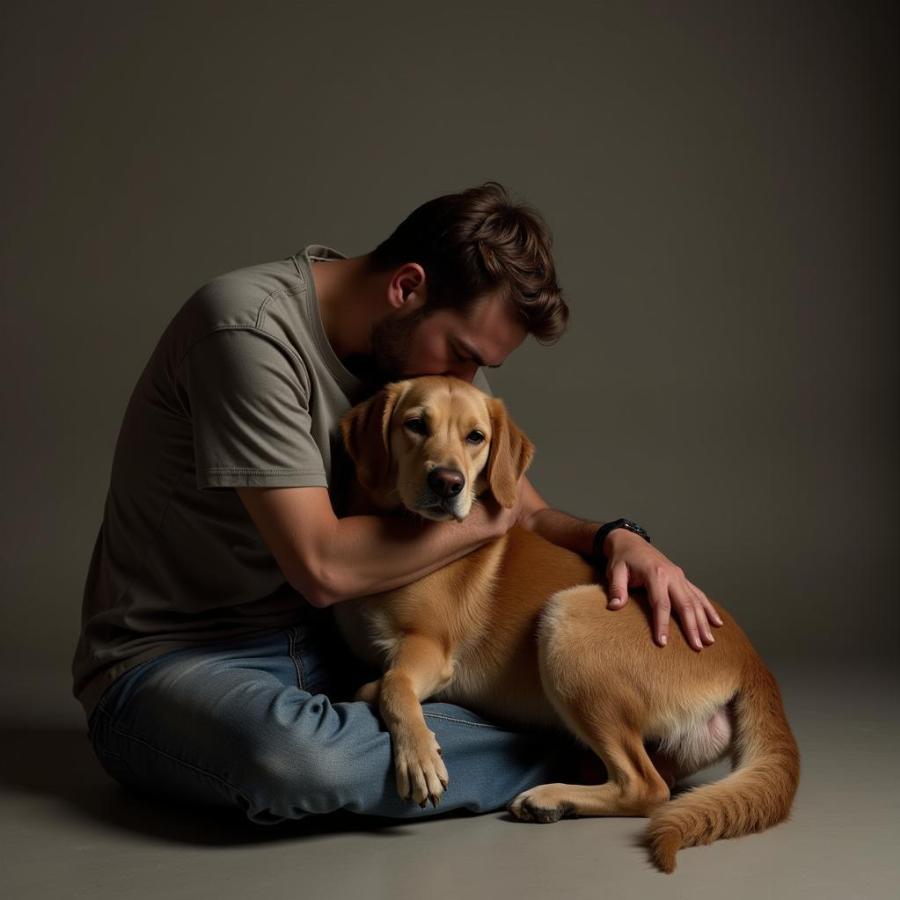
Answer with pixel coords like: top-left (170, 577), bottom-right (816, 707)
top-left (592, 518), bottom-right (652, 564)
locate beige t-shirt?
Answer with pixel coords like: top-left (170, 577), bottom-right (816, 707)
top-left (71, 243), bottom-right (493, 722)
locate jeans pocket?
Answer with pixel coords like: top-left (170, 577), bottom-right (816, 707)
top-left (286, 625), bottom-right (309, 692)
top-left (289, 621), bottom-right (369, 700)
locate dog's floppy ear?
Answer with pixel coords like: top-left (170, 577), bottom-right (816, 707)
top-left (484, 396), bottom-right (535, 508)
top-left (339, 382), bottom-right (405, 496)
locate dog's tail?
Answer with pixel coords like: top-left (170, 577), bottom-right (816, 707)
top-left (644, 659), bottom-right (800, 873)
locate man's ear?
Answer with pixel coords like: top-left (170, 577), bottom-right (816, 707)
top-left (339, 382), bottom-right (405, 496)
top-left (484, 396), bottom-right (535, 508)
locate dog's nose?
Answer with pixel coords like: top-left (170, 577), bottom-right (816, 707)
top-left (427, 467), bottom-right (465, 498)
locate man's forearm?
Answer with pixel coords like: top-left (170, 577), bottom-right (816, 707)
top-left (316, 502), bottom-right (502, 606)
top-left (517, 475), bottom-right (601, 558)
top-left (525, 506), bottom-right (601, 558)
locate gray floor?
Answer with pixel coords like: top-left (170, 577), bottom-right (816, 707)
top-left (2, 658), bottom-right (897, 900)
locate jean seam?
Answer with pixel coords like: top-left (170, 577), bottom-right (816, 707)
top-left (422, 711), bottom-right (502, 730)
top-left (92, 705), bottom-right (254, 805)
top-left (287, 626), bottom-right (307, 691)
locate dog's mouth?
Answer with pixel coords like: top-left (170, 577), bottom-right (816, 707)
top-left (408, 486), bottom-right (468, 522)
top-left (403, 471), bottom-right (491, 523)
top-left (413, 501), bottom-right (466, 523)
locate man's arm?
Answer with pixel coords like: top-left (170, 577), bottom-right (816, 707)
top-left (515, 475), bottom-right (723, 651)
top-left (237, 485), bottom-right (509, 608)
top-left (516, 475), bottom-right (601, 557)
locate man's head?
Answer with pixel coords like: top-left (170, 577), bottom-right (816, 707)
top-left (325, 181), bottom-right (569, 386)
top-left (364, 282), bottom-right (529, 385)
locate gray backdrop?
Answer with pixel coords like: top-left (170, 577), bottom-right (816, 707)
top-left (1, 0), bottom-right (896, 704)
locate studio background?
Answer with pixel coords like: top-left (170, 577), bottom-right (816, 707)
top-left (3, 1), bottom-right (895, 677)
top-left (0, 3), bottom-right (897, 896)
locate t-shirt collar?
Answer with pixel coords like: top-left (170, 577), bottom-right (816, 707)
top-left (295, 243), bottom-right (366, 398)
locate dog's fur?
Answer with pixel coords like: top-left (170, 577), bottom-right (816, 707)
top-left (333, 375), bottom-right (800, 873)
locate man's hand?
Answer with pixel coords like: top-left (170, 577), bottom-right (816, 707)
top-left (603, 530), bottom-right (724, 651)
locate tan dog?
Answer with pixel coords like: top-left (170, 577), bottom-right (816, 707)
top-left (333, 375), bottom-right (800, 873)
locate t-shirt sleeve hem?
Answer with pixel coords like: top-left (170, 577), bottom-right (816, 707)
top-left (197, 469), bottom-right (329, 490)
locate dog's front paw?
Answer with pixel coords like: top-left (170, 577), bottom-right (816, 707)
top-left (393, 728), bottom-right (449, 808)
top-left (508, 785), bottom-right (576, 823)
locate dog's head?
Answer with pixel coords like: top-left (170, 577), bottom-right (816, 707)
top-left (339, 375), bottom-right (535, 521)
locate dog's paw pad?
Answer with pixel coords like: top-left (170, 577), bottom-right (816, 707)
top-left (508, 791), bottom-right (575, 823)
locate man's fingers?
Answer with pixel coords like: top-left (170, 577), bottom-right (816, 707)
top-left (683, 579), bottom-right (722, 627)
top-left (678, 596), bottom-right (703, 651)
top-left (680, 584), bottom-right (715, 644)
top-left (606, 561), bottom-right (629, 609)
top-left (696, 587), bottom-right (724, 627)
top-left (648, 577), bottom-right (671, 646)
top-left (691, 589), bottom-right (717, 644)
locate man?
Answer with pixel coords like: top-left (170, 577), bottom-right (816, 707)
top-left (74, 181), bottom-right (722, 823)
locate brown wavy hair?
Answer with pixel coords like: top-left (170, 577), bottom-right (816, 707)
top-left (367, 181), bottom-right (569, 344)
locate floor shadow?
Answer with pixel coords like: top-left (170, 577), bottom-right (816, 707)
top-left (0, 721), bottom-right (729, 848)
top-left (0, 723), bottom-right (473, 846)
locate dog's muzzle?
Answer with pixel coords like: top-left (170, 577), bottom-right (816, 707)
top-left (414, 466), bottom-right (467, 520)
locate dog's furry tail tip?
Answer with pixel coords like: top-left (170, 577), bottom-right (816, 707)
top-left (643, 822), bottom-right (680, 873)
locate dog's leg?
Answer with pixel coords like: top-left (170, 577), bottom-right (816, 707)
top-left (647, 743), bottom-right (681, 790)
top-left (509, 717), bottom-right (671, 823)
top-left (354, 678), bottom-right (382, 704)
top-left (378, 633), bottom-right (455, 808)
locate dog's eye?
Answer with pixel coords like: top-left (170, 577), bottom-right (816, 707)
top-left (466, 430), bottom-right (485, 445)
top-left (404, 418), bottom-right (428, 435)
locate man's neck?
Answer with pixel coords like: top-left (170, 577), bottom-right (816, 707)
top-left (309, 255), bottom-right (377, 362)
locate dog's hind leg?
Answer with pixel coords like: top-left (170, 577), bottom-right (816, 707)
top-left (377, 632), bottom-right (455, 808)
top-left (509, 585), bottom-right (672, 822)
top-left (508, 713), bottom-right (671, 822)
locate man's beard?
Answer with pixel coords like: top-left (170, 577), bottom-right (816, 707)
top-left (343, 306), bottom-right (430, 387)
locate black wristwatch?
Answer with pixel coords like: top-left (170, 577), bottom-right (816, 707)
top-left (592, 518), bottom-right (652, 565)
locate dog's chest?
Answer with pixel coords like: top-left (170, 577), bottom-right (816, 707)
top-left (330, 538), bottom-right (507, 669)
top-left (330, 544), bottom-right (563, 729)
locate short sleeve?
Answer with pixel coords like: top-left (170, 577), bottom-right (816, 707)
top-left (473, 368), bottom-right (493, 396)
top-left (179, 328), bottom-right (329, 490)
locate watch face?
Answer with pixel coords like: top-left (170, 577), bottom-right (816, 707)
top-left (614, 520), bottom-right (650, 542)
top-left (593, 520), bottom-right (650, 561)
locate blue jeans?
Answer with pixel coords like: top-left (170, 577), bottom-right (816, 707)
top-left (87, 606), bottom-right (583, 824)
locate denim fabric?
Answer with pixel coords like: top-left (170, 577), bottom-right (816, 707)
top-left (87, 608), bottom-right (581, 824)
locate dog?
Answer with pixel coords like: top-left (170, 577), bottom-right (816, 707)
top-left (332, 375), bottom-right (800, 873)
